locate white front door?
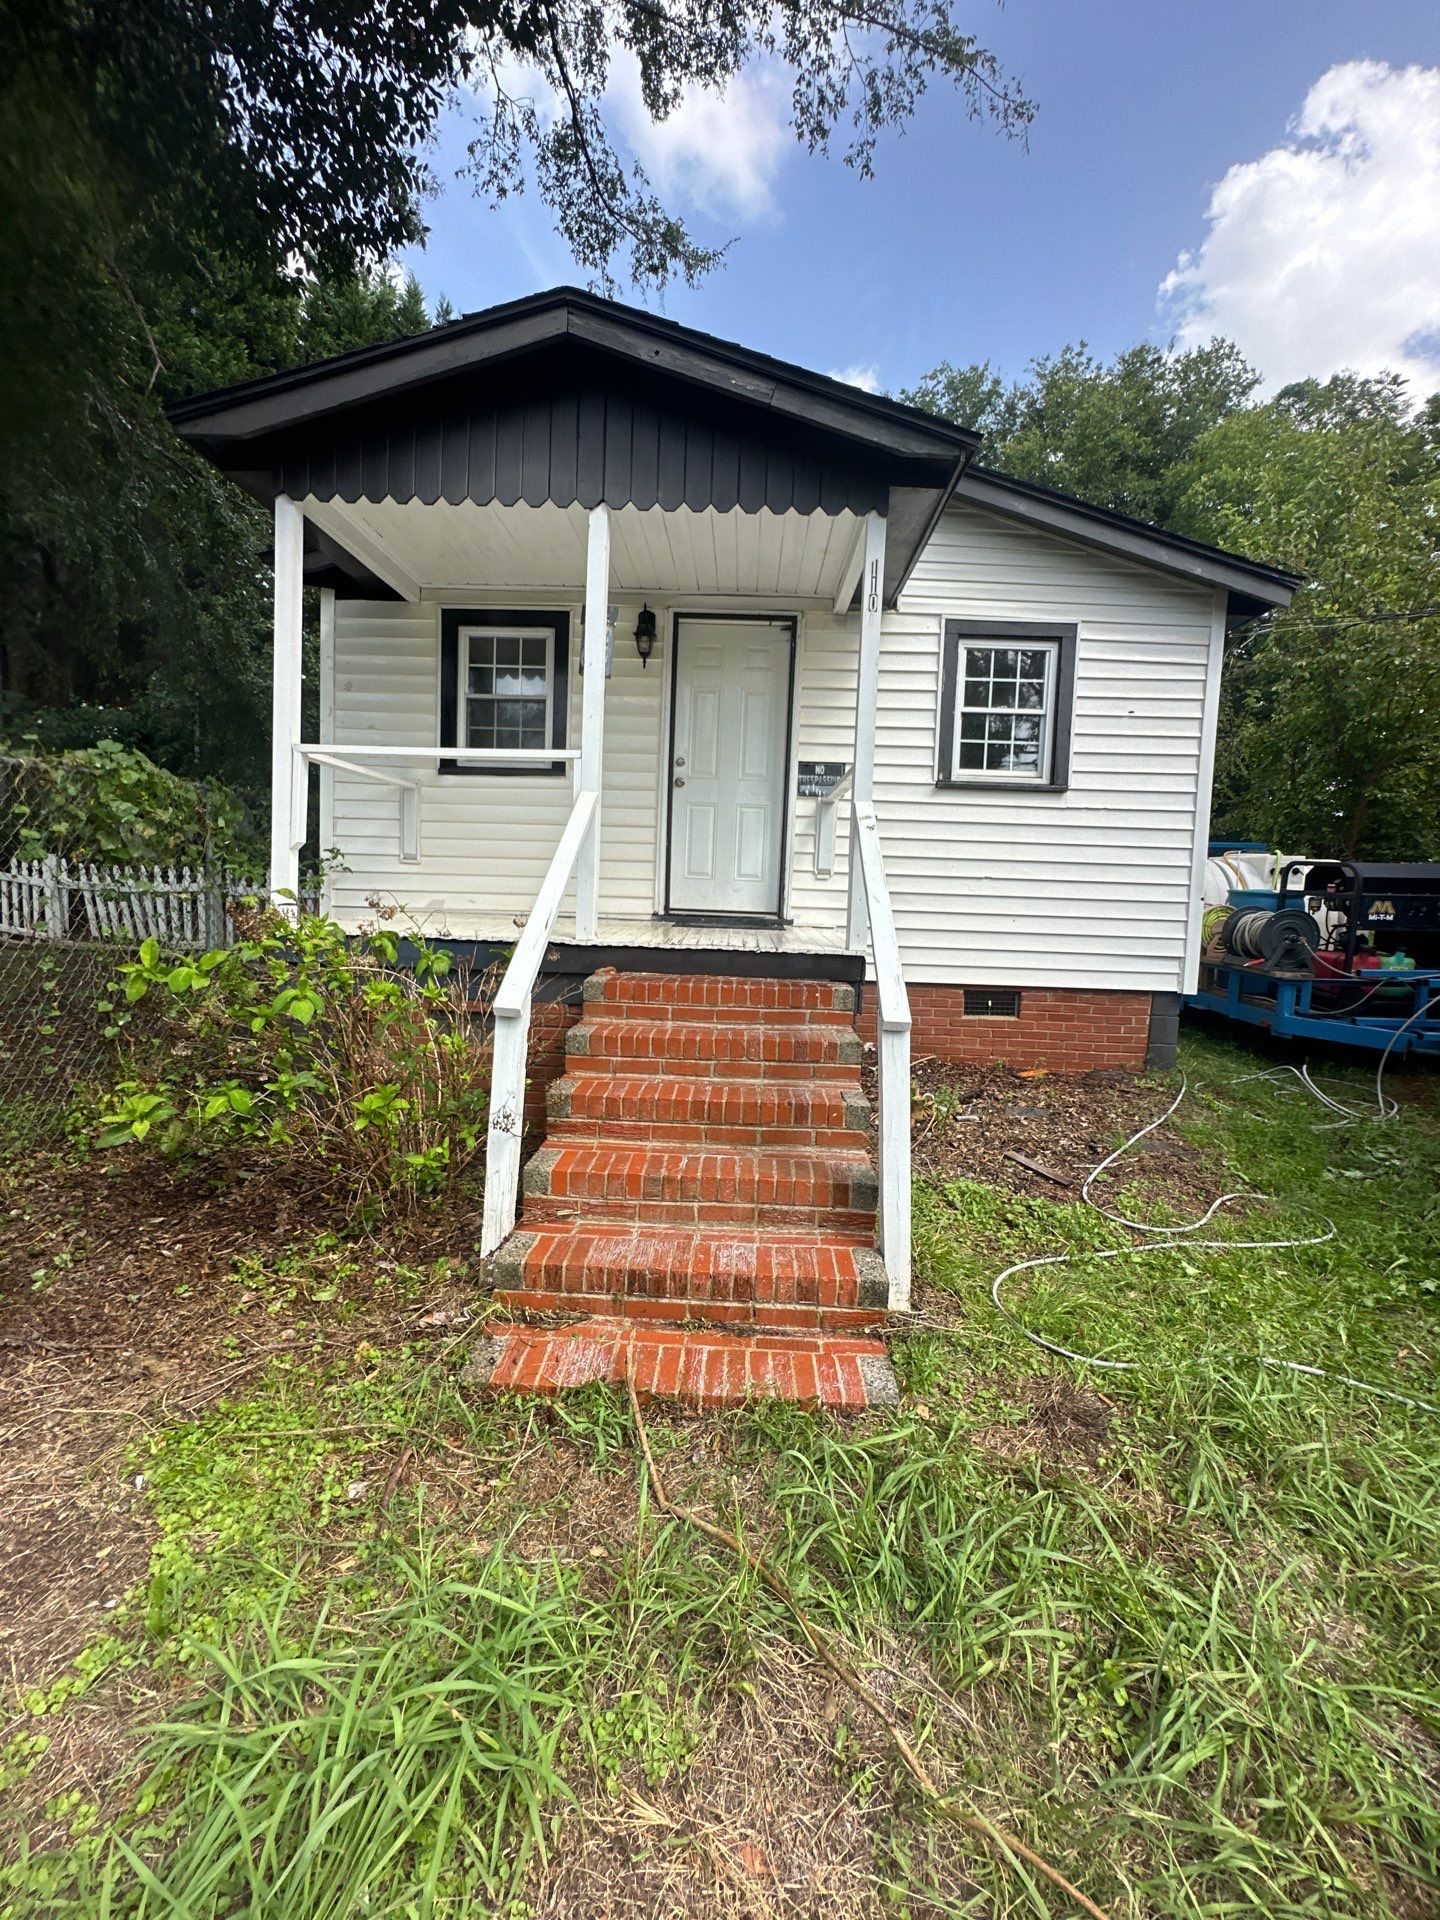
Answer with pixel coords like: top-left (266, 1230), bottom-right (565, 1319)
top-left (668, 618), bottom-right (794, 917)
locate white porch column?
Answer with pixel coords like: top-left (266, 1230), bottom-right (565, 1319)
top-left (574, 503), bottom-right (611, 942)
top-left (847, 510), bottom-right (886, 949)
top-left (316, 587), bottom-right (336, 914)
top-left (269, 494), bottom-right (305, 908)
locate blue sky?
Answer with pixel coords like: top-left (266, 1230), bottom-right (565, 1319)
top-left (398, 1), bottom-right (1440, 398)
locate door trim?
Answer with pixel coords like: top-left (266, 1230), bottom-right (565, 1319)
top-left (663, 612), bottom-right (799, 922)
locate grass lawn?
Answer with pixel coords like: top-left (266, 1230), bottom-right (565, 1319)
top-left (0, 1026), bottom-right (1437, 1918)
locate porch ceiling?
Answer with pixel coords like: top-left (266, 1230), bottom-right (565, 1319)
top-left (303, 495), bottom-right (865, 604)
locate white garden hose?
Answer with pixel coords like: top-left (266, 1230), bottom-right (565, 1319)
top-left (988, 1065), bottom-right (1440, 1415)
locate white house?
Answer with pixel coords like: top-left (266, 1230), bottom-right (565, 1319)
top-left (171, 290), bottom-right (1295, 1400)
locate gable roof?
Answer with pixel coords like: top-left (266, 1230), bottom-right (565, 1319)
top-left (169, 286), bottom-right (1298, 615)
top-left (956, 467), bottom-right (1300, 617)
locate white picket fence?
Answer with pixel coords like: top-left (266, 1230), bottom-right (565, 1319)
top-left (0, 857), bottom-right (246, 949)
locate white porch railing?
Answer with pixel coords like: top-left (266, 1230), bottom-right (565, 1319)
top-left (480, 787), bottom-right (599, 1257)
top-left (291, 743), bottom-right (583, 869)
top-left (851, 799), bottom-right (912, 1309)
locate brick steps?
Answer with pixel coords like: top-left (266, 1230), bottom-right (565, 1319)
top-left (475, 969), bottom-right (896, 1412)
top-left (466, 1318), bottom-right (895, 1410)
top-left (567, 1018), bottom-right (862, 1079)
top-left (521, 1142), bottom-right (878, 1230)
top-left (548, 1073), bottom-right (872, 1148)
top-left (488, 1225), bottom-right (888, 1332)
top-left (585, 974), bottom-right (856, 1019)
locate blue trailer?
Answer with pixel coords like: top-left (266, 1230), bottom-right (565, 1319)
top-left (1186, 851), bottom-right (1440, 1059)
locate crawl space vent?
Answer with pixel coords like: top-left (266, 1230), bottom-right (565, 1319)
top-left (964, 988), bottom-right (1022, 1019)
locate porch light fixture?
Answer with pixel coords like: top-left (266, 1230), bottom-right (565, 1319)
top-left (634, 605), bottom-right (657, 668)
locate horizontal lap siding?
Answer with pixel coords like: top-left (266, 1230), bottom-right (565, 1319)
top-left (874, 503), bottom-right (1217, 993)
top-left (788, 613), bottom-right (857, 930)
top-left (327, 597), bottom-right (663, 932)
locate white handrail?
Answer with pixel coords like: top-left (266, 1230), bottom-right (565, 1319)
top-left (480, 787), bottom-right (600, 1256)
top-left (293, 741), bottom-right (581, 763)
top-left (852, 798), bottom-right (911, 1309)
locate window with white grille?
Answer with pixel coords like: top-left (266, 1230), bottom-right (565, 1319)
top-left (937, 620), bottom-right (1077, 792)
top-left (461, 628), bottom-right (555, 755)
top-left (954, 643), bottom-right (1057, 781)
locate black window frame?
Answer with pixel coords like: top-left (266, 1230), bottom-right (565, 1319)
top-left (439, 607), bottom-right (570, 776)
top-left (936, 619), bottom-right (1077, 793)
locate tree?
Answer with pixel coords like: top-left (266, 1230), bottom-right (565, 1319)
top-left (901, 340), bottom-right (1259, 527)
top-left (1178, 373), bottom-right (1440, 859)
top-left (2, 0), bottom-right (1034, 790)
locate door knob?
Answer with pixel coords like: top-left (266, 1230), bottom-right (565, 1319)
top-left (674, 776), bottom-right (686, 788)
top-left (674, 756), bottom-right (686, 768)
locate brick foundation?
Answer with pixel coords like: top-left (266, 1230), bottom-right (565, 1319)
top-left (857, 984), bottom-right (1154, 1072)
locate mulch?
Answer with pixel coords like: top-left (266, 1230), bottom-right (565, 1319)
top-left (892, 1056), bottom-right (1223, 1214)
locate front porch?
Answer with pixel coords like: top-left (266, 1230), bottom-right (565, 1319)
top-left (171, 290), bottom-right (981, 1325)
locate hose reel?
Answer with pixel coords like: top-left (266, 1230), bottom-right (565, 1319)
top-left (1218, 906), bottom-right (1321, 969)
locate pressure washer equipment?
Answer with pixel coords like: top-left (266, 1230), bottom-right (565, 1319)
top-left (1217, 905), bottom-right (1321, 969)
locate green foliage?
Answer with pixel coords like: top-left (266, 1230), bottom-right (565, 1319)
top-left (1, 742), bottom-right (255, 867)
top-left (1177, 372), bottom-right (1440, 856)
top-left (901, 338), bottom-right (1259, 525)
top-left (91, 1553), bottom-right (589, 1916)
top-left (97, 912), bottom-right (495, 1213)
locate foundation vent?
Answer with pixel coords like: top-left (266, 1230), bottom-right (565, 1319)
top-left (963, 988), bottom-right (1022, 1019)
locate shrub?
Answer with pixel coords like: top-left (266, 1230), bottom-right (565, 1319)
top-left (95, 909), bottom-right (497, 1214)
top-left (0, 740), bottom-right (257, 869)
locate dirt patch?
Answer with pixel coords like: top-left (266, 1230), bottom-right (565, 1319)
top-left (966, 1374), bottom-right (1116, 1467)
top-left (893, 1057), bottom-right (1222, 1213)
top-left (529, 1637), bottom-right (976, 1920)
top-left (0, 1151), bottom-right (479, 1688)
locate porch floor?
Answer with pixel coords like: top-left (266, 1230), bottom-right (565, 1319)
top-left (436, 912), bottom-right (854, 957)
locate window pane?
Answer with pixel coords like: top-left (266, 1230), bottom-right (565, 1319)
top-left (465, 700), bottom-right (496, 746)
top-left (1011, 740), bottom-right (1040, 771)
top-left (959, 713), bottom-right (986, 741)
top-left (991, 679), bottom-right (1018, 708)
top-left (467, 664), bottom-right (493, 696)
top-left (518, 669), bottom-right (547, 698)
top-left (965, 647), bottom-right (995, 679)
top-left (994, 648), bottom-right (1019, 676)
top-left (1014, 715), bottom-right (1040, 745)
top-left (963, 678), bottom-right (990, 707)
top-left (986, 742), bottom-right (1012, 770)
top-left (494, 667), bottom-right (522, 697)
top-left (495, 636), bottom-right (520, 666)
top-left (1017, 679), bottom-right (1044, 709)
top-left (522, 636), bottom-right (548, 667)
top-left (1019, 649), bottom-right (1049, 678)
top-left (986, 715), bottom-right (1012, 742)
top-left (957, 741), bottom-right (985, 769)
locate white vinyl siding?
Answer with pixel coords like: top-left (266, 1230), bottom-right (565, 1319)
top-left (868, 501), bottom-right (1218, 992)
top-left (326, 594), bottom-right (666, 933)
top-left (325, 499), bottom-right (1218, 996)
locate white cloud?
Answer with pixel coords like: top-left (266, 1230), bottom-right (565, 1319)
top-left (1160, 61), bottom-right (1440, 392)
top-left (827, 362), bottom-right (882, 393)
top-left (606, 50), bottom-right (790, 220)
